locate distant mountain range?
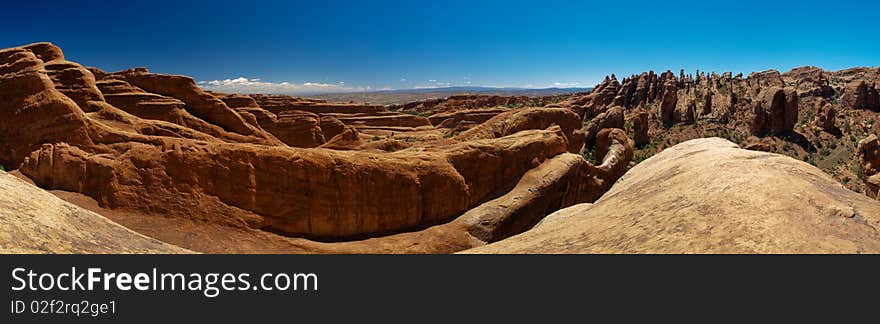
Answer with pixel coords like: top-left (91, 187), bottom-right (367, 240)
top-left (310, 86), bottom-right (592, 105)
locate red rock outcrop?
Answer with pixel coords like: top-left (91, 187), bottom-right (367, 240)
top-left (19, 127), bottom-right (571, 239)
top-left (751, 87), bottom-right (798, 135)
top-left (269, 110), bottom-right (327, 147)
top-left (0, 43), bottom-right (97, 168)
top-left (586, 75), bottom-right (620, 115)
top-left (1, 42), bottom-right (633, 253)
top-left (748, 69), bottom-right (785, 90)
top-left (631, 110), bottom-right (649, 147)
top-left (858, 134), bottom-right (880, 199)
top-left (408, 127), bottom-right (635, 247)
top-left (250, 94), bottom-right (386, 114)
top-left (216, 93), bottom-right (261, 109)
top-left (319, 116), bottom-right (346, 139)
top-left (320, 126), bottom-right (364, 150)
top-left (842, 80), bottom-right (880, 110)
top-left (107, 68), bottom-right (278, 144)
top-left (815, 102), bottom-right (836, 132)
top-left (392, 95), bottom-right (548, 114)
top-left (454, 107), bottom-right (585, 153)
top-left (583, 106), bottom-right (624, 149)
top-left (327, 112), bottom-right (432, 128)
top-left (466, 138), bottom-right (880, 254)
top-left (427, 108), bottom-right (507, 128)
top-left (593, 128), bottom-right (634, 181)
top-left (43, 59), bottom-right (105, 111)
top-left (659, 76), bottom-right (678, 127)
top-left (97, 79), bottom-right (249, 141)
top-left (682, 98), bottom-right (697, 125)
top-left (783, 66), bottom-right (836, 98)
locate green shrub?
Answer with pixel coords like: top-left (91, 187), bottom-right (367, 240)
top-left (632, 150), bottom-right (652, 164)
top-left (0, 164), bottom-right (4, 172)
top-left (852, 164), bottom-right (864, 178)
top-left (401, 110), bottom-right (431, 117)
top-left (805, 155), bottom-right (817, 166)
top-left (581, 150), bottom-right (598, 165)
top-left (801, 108), bottom-right (816, 124)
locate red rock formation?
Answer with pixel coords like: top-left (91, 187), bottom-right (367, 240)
top-left (700, 89), bottom-right (713, 116)
top-left (584, 106), bottom-right (624, 149)
top-left (466, 138), bottom-right (880, 254)
top-left (783, 66), bottom-right (835, 98)
top-left (590, 75), bottom-right (620, 111)
top-left (19, 127), bottom-right (571, 239)
top-left (683, 98), bottom-right (697, 125)
top-left (319, 116), bottom-right (346, 139)
top-left (0, 43), bottom-right (97, 168)
top-left (858, 135), bottom-right (880, 199)
top-left (216, 93), bottom-right (261, 109)
top-left (783, 88), bottom-right (799, 131)
top-left (251, 94), bottom-right (386, 114)
top-left (593, 128), bottom-right (634, 183)
top-left (751, 87), bottom-right (798, 135)
top-left (659, 76), bottom-right (678, 127)
top-left (108, 68), bottom-right (278, 144)
top-left (815, 102), bottom-right (836, 132)
top-left (427, 108), bottom-right (507, 127)
top-left (841, 80), bottom-right (880, 110)
top-left (230, 107), bottom-right (329, 147)
top-left (631, 110), bottom-right (649, 147)
top-left (454, 107), bottom-right (585, 153)
top-left (392, 95), bottom-right (545, 114)
top-left (320, 126), bottom-right (364, 150)
top-left (96, 79), bottom-right (249, 142)
top-left (271, 111), bottom-right (327, 147)
top-left (748, 69), bottom-right (785, 90)
top-left (1, 42), bottom-right (631, 252)
top-left (43, 59), bottom-right (105, 111)
top-left (327, 112), bottom-right (432, 128)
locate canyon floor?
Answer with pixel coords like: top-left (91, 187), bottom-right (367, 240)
top-left (2, 42), bottom-right (880, 253)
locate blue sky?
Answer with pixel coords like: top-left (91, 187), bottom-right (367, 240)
top-left (3, 0), bottom-right (878, 94)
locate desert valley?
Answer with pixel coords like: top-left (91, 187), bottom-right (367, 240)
top-left (2, 42), bottom-right (880, 254)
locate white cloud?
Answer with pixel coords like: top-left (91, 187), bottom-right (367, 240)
top-left (550, 82), bottom-right (581, 88)
top-left (400, 78), bottom-right (408, 82)
top-left (411, 78), bottom-right (455, 89)
top-left (413, 80), bottom-right (453, 89)
top-left (197, 77), bottom-right (366, 95)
